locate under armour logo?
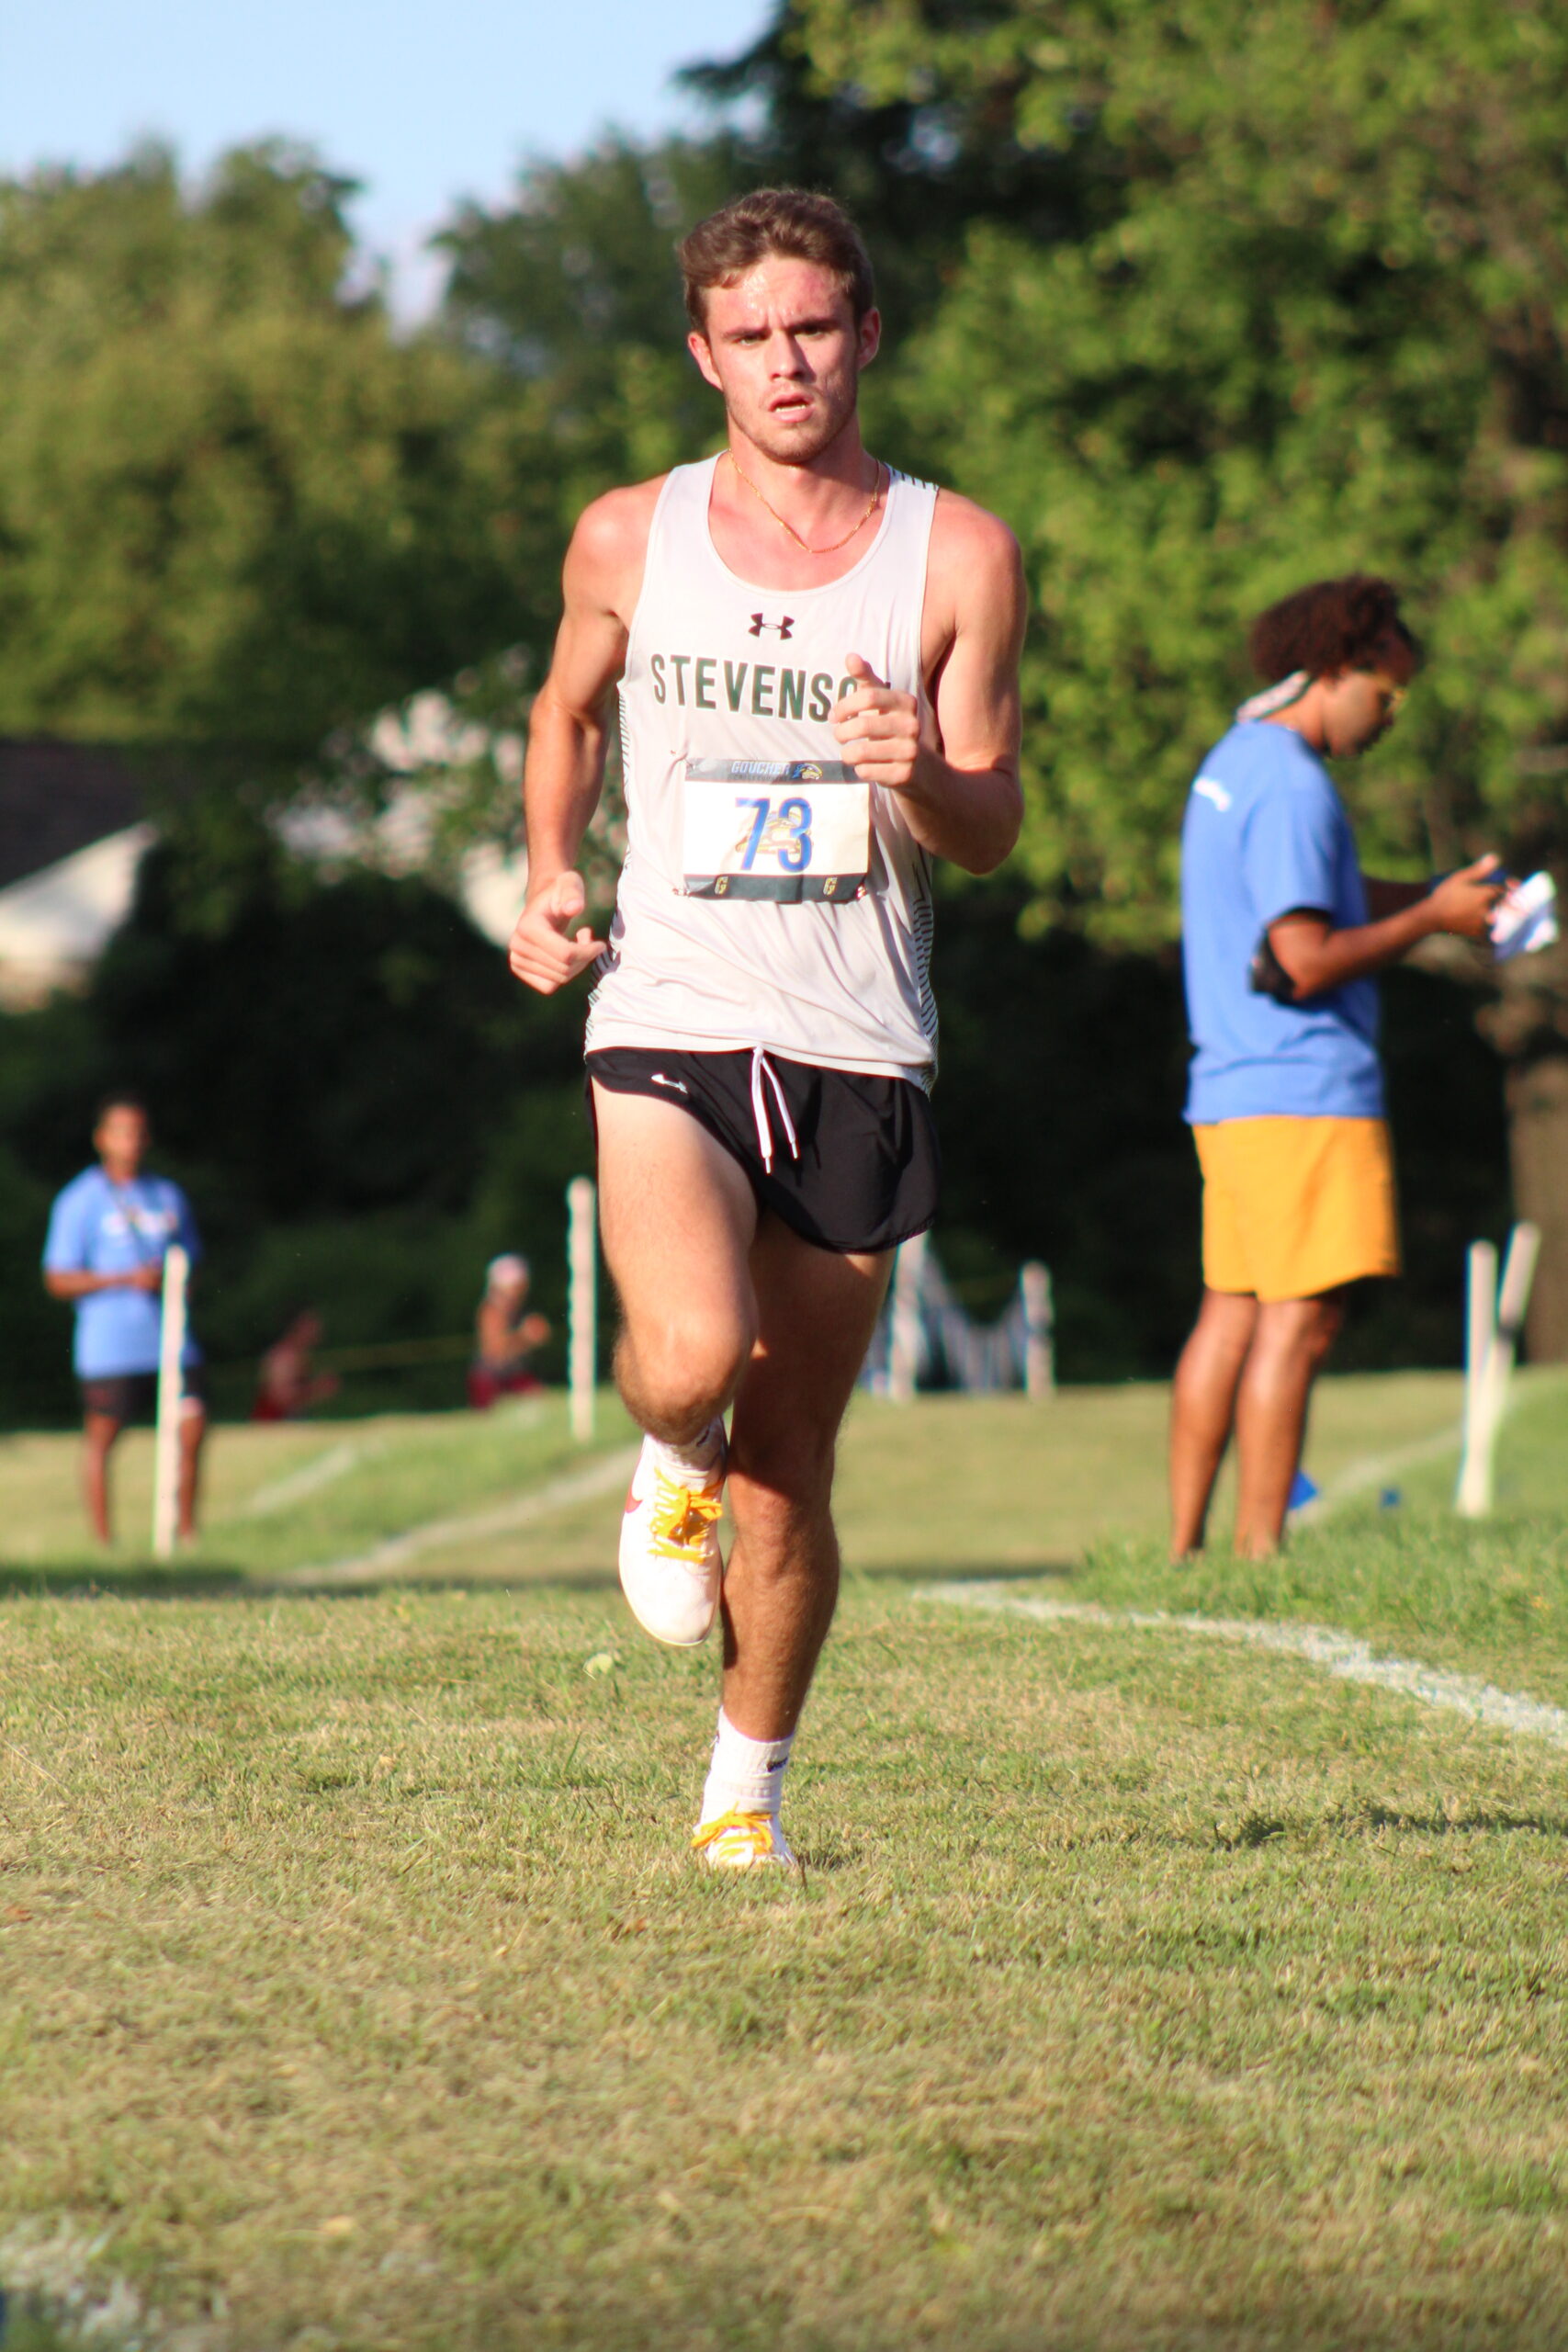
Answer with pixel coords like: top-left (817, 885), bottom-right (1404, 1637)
top-left (748, 614), bottom-right (795, 639)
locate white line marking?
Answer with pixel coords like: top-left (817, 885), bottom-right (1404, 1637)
top-left (917, 1582), bottom-right (1568, 1751)
top-left (231, 1439), bottom-right (377, 1518)
top-left (0, 2221), bottom-right (184, 2352)
top-left (1301, 1366), bottom-right (1568, 1521)
top-left (221, 1398), bottom-right (549, 1522)
top-left (274, 1444), bottom-right (640, 1587)
top-left (1302, 1421), bottom-right (1461, 1517)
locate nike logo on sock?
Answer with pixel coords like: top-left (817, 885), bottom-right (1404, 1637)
top-left (650, 1073), bottom-right (689, 1094)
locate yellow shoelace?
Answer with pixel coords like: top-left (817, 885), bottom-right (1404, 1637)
top-left (691, 1808), bottom-right (775, 1860)
top-left (649, 1471), bottom-right (724, 1562)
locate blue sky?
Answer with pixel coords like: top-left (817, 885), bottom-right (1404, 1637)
top-left (0, 0), bottom-right (773, 311)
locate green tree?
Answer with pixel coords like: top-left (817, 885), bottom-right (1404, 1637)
top-left (436, 137), bottom-right (743, 642)
top-left (679, 6), bottom-right (1105, 342)
top-left (0, 143), bottom-right (524, 755)
top-left (789, 0), bottom-right (1568, 1348)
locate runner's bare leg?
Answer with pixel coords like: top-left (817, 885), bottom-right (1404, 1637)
top-left (594, 1081), bottom-right (890, 1740)
top-left (82, 1409), bottom-right (121, 1545)
top-left (178, 1405), bottom-right (208, 1543)
top-left (593, 1085), bottom-right (759, 1447)
top-left (722, 1222), bottom-right (890, 1739)
top-left (1232, 1293), bottom-right (1344, 1556)
top-left (1168, 1288), bottom-right (1258, 1556)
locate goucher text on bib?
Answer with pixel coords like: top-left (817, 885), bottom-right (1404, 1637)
top-left (680, 759), bottom-right (871, 903)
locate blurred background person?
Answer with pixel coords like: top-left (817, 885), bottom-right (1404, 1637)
top-left (1170, 576), bottom-right (1505, 1560)
top-left (41, 1093), bottom-right (208, 1545)
top-left (252, 1308), bottom-right (341, 1422)
top-left (468, 1253), bottom-right (551, 1408)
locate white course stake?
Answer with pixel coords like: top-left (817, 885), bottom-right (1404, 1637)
top-left (1456, 1223), bottom-right (1541, 1518)
top-left (152, 1243), bottom-right (189, 1559)
top-left (887, 1230), bottom-right (927, 1404)
top-left (1456, 1238), bottom-right (1497, 1517)
top-left (567, 1176), bottom-right (597, 1442)
top-left (1021, 1261), bottom-right (1055, 1398)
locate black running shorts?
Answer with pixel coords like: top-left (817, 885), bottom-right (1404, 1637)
top-left (584, 1046), bottom-right (940, 1256)
top-left (80, 1367), bottom-right (209, 1425)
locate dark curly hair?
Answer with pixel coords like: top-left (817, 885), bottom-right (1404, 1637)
top-left (1248, 574), bottom-right (1422, 683)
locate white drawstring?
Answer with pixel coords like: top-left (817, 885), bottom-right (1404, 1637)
top-left (749, 1046), bottom-right (798, 1175)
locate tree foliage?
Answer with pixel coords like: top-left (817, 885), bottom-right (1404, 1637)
top-left (434, 139), bottom-right (743, 652)
top-left (784, 0), bottom-right (1568, 942)
top-left (0, 144), bottom-right (522, 753)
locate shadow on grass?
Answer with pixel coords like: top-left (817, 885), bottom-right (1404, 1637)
top-left (0, 1559), bottom-right (626, 1603)
top-left (261, 1566), bottom-right (625, 1600)
top-left (847, 1559), bottom-right (1078, 1585)
top-left (0, 1559), bottom-right (250, 1599)
top-left (0, 1558), bottom-right (1077, 1606)
top-left (1359, 1803), bottom-right (1568, 1840)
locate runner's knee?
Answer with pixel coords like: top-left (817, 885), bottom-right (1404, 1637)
top-left (620, 1309), bottom-right (752, 1426)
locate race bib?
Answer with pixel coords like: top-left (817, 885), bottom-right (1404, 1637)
top-left (680, 760), bottom-right (870, 903)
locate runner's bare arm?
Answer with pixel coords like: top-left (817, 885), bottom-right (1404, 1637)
top-left (831, 494), bottom-right (1025, 874)
top-left (44, 1266), bottom-right (162, 1298)
top-left (510, 484), bottom-right (660, 996)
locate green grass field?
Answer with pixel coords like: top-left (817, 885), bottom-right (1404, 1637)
top-left (6, 1373), bottom-right (1568, 2351)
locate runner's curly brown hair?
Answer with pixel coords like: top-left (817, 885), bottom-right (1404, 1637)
top-left (1248, 574), bottom-right (1423, 682)
top-left (679, 188), bottom-right (875, 333)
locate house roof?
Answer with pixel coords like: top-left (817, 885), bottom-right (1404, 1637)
top-left (0, 738), bottom-right (151, 890)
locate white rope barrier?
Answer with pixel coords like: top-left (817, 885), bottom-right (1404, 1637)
top-left (871, 1236), bottom-right (1053, 1400)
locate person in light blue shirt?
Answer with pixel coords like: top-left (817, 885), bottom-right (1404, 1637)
top-left (1182, 719), bottom-right (1385, 1125)
top-left (42, 1094), bottom-right (208, 1544)
top-left (1170, 575), bottom-right (1503, 1562)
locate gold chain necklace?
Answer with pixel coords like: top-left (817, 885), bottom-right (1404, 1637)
top-left (724, 449), bottom-right (885, 556)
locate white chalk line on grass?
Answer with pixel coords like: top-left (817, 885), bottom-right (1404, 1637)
top-left (273, 1443), bottom-right (640, 1587)
top-left (1302, 1366), bottom-right (1568, 1521)
top-left (1302, 1420), bottom-right (1462, 1517)
top-left (223, 1397), bottom-right (551, 1522)
top-left (0, 2219), bottom-right (209, 2352)
top-left (229, 1438), bottom-right (380, 1519)
top-left (917, 1582), bottom-right (1568, 1753)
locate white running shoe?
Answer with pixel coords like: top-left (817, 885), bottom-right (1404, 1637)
top-left (617, 1430), bottom-right (727, 1647)
top-left (691, 1809), bottom-right (799, 1872)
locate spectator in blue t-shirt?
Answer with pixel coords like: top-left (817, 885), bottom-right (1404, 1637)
top-left (42, 1094), bottom-right (208, 1545)
top-left (1171, 576), bottom-right (1504, 1560)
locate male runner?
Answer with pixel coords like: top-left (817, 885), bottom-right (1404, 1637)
top-left (1170, 575), bottom-right (1503, 1558)
top-left (42, 1093), bottom-right (208, 1544)
top-left (509, 187), bottom-right (1024, 1870)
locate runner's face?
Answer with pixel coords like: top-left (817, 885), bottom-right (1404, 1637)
top-left (95, 1105), bottom-right (148, 1178)
top-left (689, 258), bottom-right (879, 465)
top-left (1321, 635), bottom-right (1416, 758)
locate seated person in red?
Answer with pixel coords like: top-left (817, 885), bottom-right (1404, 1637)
top-left (468, 1254), bottom-right (551, 1408)
top-left (253, 1309), bottom-right (340, 1422)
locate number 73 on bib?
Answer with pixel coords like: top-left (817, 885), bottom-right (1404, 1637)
top-left (680, 759), bottom-right (871, 903)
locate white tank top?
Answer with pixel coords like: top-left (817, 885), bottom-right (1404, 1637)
top-left (584, 455), bottom-right (940, 1079)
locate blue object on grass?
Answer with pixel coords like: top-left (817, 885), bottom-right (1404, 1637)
top-left (1379, 1487), bottom-right (1402, 1510)
top-left (1287, 1469), bottom-right (1320, 1512)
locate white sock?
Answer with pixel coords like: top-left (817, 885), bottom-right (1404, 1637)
top-left (650, 1419), bottom-right (724, 1480)
top-left (699, 1709), bottom-right (793, 1825)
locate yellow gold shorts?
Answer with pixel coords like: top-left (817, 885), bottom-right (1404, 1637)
top-left (1192, 1115), bottom-right (1401, 1302)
